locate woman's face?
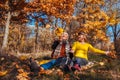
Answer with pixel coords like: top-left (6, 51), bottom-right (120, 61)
top-left (78, 34), bottom-right (86, 42)
top-left (62, 33), bottom-right (68, 40)
top-left (59, 33), bottom-right (68, 41)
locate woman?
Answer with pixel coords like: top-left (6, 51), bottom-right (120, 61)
top-left (51, 32), bottom-right (70, 59)
top-left (40, 32), bottom-right (71, 70)
top-left (29, 32), bottom-right (71, 74)
top-left (71, 32), bottom-right (109, 69)
top-left (51, 32), bottom-right (72, 68)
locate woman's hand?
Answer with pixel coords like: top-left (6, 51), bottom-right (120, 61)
top-left (105, 51), bottom-right (117, 59)
top-left (105, 51), bottom-right (110, 55)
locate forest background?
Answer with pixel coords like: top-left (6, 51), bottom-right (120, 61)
top-left (0, 0), bottom-right (120, 80)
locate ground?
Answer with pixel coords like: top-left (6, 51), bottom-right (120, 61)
top-left (0, 52), bottom-right (120, 80)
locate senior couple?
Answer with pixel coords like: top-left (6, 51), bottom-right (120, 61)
top-left (29, 30), bottom-right (110, 73)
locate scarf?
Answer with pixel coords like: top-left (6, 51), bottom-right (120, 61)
top-left (53, 40), bottom-right (70, 58)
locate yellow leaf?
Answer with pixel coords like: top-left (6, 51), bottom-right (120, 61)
top-left (89, 15), bottom-right (94, 19)
top-left (19, 55), bottom-right (28, 60)
top-left (109, 18), bottom-right (116, 25)
top-left (84, 0), bottom-right (92, 3)
top-left (0, 71), bottom-right (8, 77)
top-left (45, 24), bottom-right (51, 28)
top-left (39, 60), bottom-right (51, 65)
top-left (55, 27), bottom-right (64, 36)
top-left (93, 36), bottom-right (97, 39)
top-left (99, 62), bottom-right (105, 66)
top-left (116, 19), bottom-right (120, 23)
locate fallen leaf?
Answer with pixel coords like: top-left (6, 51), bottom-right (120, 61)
top-left (0, 71), bottom-right (8, 77)
top-left (99, 62), bottom-right (105, 66)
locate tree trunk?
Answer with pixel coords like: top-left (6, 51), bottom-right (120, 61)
top-left (113, 25), bottom-right (118, 52)
top-left (35, 21), bottom-right (39, 52)
top-left (112, 23), bottom-right (120, 53)
top-left (2, 11), bottom-right (11, 50)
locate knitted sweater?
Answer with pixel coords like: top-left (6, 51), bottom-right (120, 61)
top-left (72, 41), bottom-right (105, 60)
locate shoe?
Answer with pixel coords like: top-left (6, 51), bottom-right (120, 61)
top-left (29, 57), bottom-right (40, 73)
top-left (73, 64), bottom-right (81, 71)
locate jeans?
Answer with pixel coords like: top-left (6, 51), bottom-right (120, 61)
top-left (73, 57), bottom-right (88, 66)
top-left (40, 59), bottom-right (56, 70)
top-left (54, 57), bottom-right (71, 67)
top-left (40, 57), bottom-right (71, 70)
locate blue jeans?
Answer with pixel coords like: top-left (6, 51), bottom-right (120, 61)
top-left (55, 57), bottom-right (71, 67)
top-left (40, 59), bottom-right (56, 70)
top-left (73, 57), bottom-right (88, 66)
top-left (40, 57), bottom-right (71, 70)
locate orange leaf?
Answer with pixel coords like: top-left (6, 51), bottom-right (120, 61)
top-left (0, 71), bottom-right (8, 77)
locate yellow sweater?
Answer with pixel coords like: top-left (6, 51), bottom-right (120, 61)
top-left (72, 41), bottom-right (105, 60)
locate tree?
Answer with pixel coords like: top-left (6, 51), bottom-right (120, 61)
top-left (0, 0), bottom-right (28, 50)
top-left (1, 0), bottom-right (11, 49)
top-left (105, 0), bottom-right (120, 53)
top-left (70, 0), bottom-right (109, 45)
top-left (24, 0), bottom-right (76, 51)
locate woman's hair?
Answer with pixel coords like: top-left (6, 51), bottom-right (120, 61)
top-left (78, 32), bottom-right (87, 36)
top-left (62, 32), bottom-right (69, 40)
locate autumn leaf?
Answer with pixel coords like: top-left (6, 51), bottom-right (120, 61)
top-left (109, 18), bottom-right (116, 25)
top-left (99, 62), bottom-right (105, 66)
top-left (19, 55), bottom-right (28, 60)
top-left (55, 27), bottom-right (64, 36)
top-left (56, 69), bottom-right (64, 76)
top-left (17, 68), bottom-right (29, 80)
top-left (0, 71), bottom-right (8, 77)
top-left (108, 51), bottom-right (117, 59)
top-left (39, 69), bottom-right (53, 75)
top-left (64, 74), bottom-right (70, 80)
top-left (45, 24), bottom-right (51, 29)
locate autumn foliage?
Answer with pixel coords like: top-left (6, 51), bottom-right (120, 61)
top-left (0, 0), bottom-right (120, 79)
top-left (25, 0), bottom-right (76, 19)
top-left (73, 0), bottom-right (109, 43)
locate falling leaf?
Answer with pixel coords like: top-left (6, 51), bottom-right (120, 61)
top-left (55, 27), bottom-right (64, 36)
top-left (45, 24), bottom-right (51, 29)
